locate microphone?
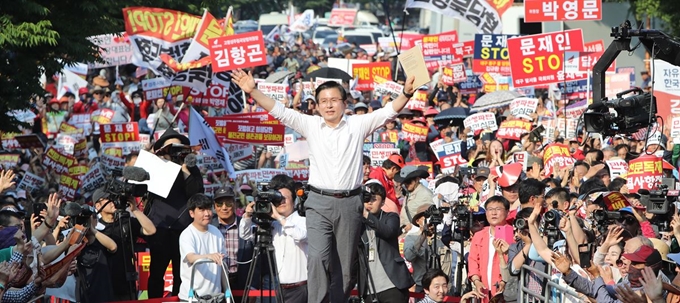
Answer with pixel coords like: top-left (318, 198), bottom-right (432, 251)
top-left (123, 166), bottom-right (150, 181)
top-left (184, 153), bottom-right (197, 168)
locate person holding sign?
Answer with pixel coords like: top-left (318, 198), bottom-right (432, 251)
top-left (232, 68), bottom-right (416, 303)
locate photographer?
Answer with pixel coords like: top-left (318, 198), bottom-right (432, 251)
top-left (146, 129), bottom-right (204, 298)
top-left (239, 174), bottom-right (308, 302)
top-left (404, 203), bottom-right (447, 293)
top-left (92, 187), bottom-right (156, 301)
top-left (75, 206), bottom-right (118, 303)
top-left (397, 166), bottom-right (434, 232)
top-left (358, 182), bottom-right (414, 302)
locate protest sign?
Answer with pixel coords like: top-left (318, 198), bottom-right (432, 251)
top-left (1, 133), bottom-right (21, 150)
top-left (287, 161), bottom-right (310, 181)
top-left (56, 134), bottom-right (78, 155)
top-left (59, 174), bottom-right (80, 200)
top-left (235, 169), bottom-right (293, 182)
top-left (464, 112), bottom-right (498, 131)
top-left (542, 143), bottom-right (576, 176)
top-left (101, 153), bottom-right (126, 171)
top-left (429, 139), bottom-right (445, 160)
top-left (370, 148), bottom-right (400, 167)
top-left (59, 122), bottom-right (84, 139)
top-left (352, 62), bottom-right (392, 91)
top-left (627, 155), bottom-right (663, 193)
top-left (209, 31), bottom-right (267, 72)
top-left (15, 134), bottom-right (45, 149)
top-left (0, 154), bottom-right (20, 170)
top-left (43, 147), bottom-right (76, 174)
top-left (223, 123), bottom-right (285, 145)
top-left (607, 159), bottom-right (629, 179)
top-left (69, 165), bottom-right (89, 178)
top-left (374, 78), bottom-right (403, 100)
top-left (69, 114), bottom-right (92, 135)
top-left (88, 32), bottom-right (134, 68)
top-left (473, 34), bottom-right (519, 75)
top-left (405, 91), bottom-right (428, 111)
top-left (401, 122), bottom-right (429, 142)
top-left (496, 120), bottom-right (532, 141)
top-left (91, 109), bottom-right (115, 125)
top-left (513, 152), bottom-right (529, 172)
top-left (509, 98), bottom-right (539, 118)
top-left (82, 165), bottom-right (107, 194)
top-left (18, 172), bottom-right (45, 192)
top-left (256, 83), bottom-right (288, 101)
top-left (508, 29), bottom-right (585, 88)
top-left (524, 0), bottom-right (602, 22)
top-left (671, 117), bottom-right (680, 138)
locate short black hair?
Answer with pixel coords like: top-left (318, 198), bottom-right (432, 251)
top-left (422, 268), bottom-right (449, 290)
top-left (269, 174), bottom-right (296, 196)
top-left (0, 212), bottom-right (21, 227)
top-left (363, 155), bottom-right (370, 166)
top-left (574, 160), bottom-right (590, 171)
top-left (608, 177), bottom-right (627, 192)
top-left (366, 183), bottom-right (386, 201)
top-left (546, 187), bottom-right (569, 203)
top-left (382, 159), bottom-right (399, 170)
top-left (579, 178), bottom-right (607, 196)
top-left (516, 207), bottom-right (533, 221)
top-left (486, 195), bottom-right (510, 211)
top-left (187, 193), bottom-right (213, 211)
top-left (587, 149), bottom-right (604, 162)
top-left (315, 81), bottom-right (347, 102)
top-left (519, 178), bottom-right (546, 204)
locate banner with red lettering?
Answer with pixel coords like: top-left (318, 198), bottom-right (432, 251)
top-left (421, 30), bottom-right (458, 57)
top-left (370, 148), bottom-right (400, 167)
top-left (18, 172), bottom-right (44, 193)
top-left (59, 174), bottom-right (81, 200)
top-left (209, 31), bottom-right (267, 72)
top-left (463, 112), bottom-right (498, 131)
top-left (442, 64), bottom-right (467, 86)
top-left (0, 154), bottom-right (20, 170)
top-left (1, 133), bottom-right (20, 150)
top-left (235, 169), bottom-right (293, 182)
top-left (405, 91), bottom-right (428, 111)
top-left (437, 141), bottom-right (467, 175)
top-left (401, 122), bottom-right (428, 142)
top-left (223, 123), bottom-right (285, 145)
top-left (43, 147), bottom-right (76, 174)
top-left (100, 122), bottom-right (141, 155)
top-left (82, 165), bottom-right (107, 193)
top-left (473, 34), bottom-right (518, 75)
top-left (496, 120), bottom-right (532, 141)
top-left (257, 83), bottom-right (288, 101)
top-left (524, 0), bottom-right (602, 22)
top-left (508, 30), bottom-right (585, 88)
top-left (352, 62), bottom-right (392, 91)
top-left (509, 98), bottom-right (539, 118)
top-left (627, 155), bottom-right (663, 193)
top-left (542, 143), bottom-right (576, 176)
top-left (328, 8), bottom-right (357, 26)
top-left (185, 84), bottom-right (233, 108)
top-left (606, 158), bottom-right (628, 179)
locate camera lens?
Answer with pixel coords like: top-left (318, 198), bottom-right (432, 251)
top-left (514, 218), bottom-right (527, 230)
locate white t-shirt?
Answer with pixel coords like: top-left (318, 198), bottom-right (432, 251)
top-left (179, 223), bottom-right (227, 301)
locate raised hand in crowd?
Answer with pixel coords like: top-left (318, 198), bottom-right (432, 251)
top-left (551, 252), bottom-right (572, 275)
top-left (671, 213), bottom-right (680, 241)
top-left (615, 284), bottom-right (647, 303)
top-left (640, 266), bottom-right (665, 303)
top-left (597, 264), bottom-right (614, 284)
top-left (460, 290), bottom-right (484, 303)
top-left (0, 169), bottom-right (15, 192)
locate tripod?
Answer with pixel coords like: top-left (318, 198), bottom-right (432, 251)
top-left (357, 236), bottom-right (379, 303)
top-left (114, 203), bottom-right (139, 301)
top-left (427, 227), bottom-right (442, 271)
top-left (241, 224), bottom-right (285, 303)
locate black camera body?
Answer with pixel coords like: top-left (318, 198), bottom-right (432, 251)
top-left (254, 188), bottom-right (284, 226)
top-left (105, 169), bottom-right (148, 209)
top-left (62, 202), bottom-right (95, 228)
top-left (583, 88), bottom-right (656, 137)
top-left (157, 143), bottom-right (193, 163)
top-left (424, 205), bottom-right (450, 226)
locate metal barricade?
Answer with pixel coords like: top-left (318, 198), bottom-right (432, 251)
top-left (518, 264), bottom-right (582, 303)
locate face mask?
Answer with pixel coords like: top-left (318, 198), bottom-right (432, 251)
top-left (133, 98), bottom-right (142, 105)
top-left (627, 265), bottom-right (643, 288)
top-left (444, 131), bottom-right (453, 138)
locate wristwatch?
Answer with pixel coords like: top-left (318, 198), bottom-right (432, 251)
top-left (403, 89), bottom-right (414, 98)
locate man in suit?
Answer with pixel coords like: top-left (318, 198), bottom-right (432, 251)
top-left (359, 182), bottom-right (414, 303)
top-left (209, 187), bottom-right (255, 297)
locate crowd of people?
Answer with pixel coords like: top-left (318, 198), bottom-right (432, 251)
top-left (0, 15), bottom-right (678, 303)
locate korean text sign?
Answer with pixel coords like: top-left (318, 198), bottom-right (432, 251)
top-left (509, 98), bottom-right (539, 118)
top-left (352, 62), bottom-right (392, 91)
top-left (43, 147), bottom-right (76, 175)
top-left (421, 30), bottom-right (458, 57)
top-left (464, 112), bottom-right (498, 131)
top-left (542, 143), bottom-right (576, 176)
top-left (496, 119), bottom-right (532, 141)
top-left (257, 83), bottom-right (288, 101)
top-left (100, 122), bottom-right (140, 143)
top-left (524, 0), bottom-right (602, 22)
top-left (209, 31), bottom-right (267, 72)
top-left (224, 123), bottom-right (285, 145)
top-left (401, 122), bottom-right (429, 142)
top-left (627, 155), bottom-right (663, 193)
top-left (507, 29), bottom-right (584, 88)
top-left (473, 34), bottom-right (519, 75)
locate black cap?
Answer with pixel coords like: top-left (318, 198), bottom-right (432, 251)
top-left (214, 187), bottom-right (236, 200)
top-left (92, 187), bottom-right (110, 203)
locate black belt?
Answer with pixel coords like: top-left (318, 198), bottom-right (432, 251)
top-left (309, 186), bottom-right (362, 198)
top-left (281, 281), bottom-right (307, 289)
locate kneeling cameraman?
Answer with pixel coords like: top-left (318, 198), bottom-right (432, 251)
top-left (239, 174), bottom-right (308, 302)
top-left (92, 187), bottom-right (156, 301)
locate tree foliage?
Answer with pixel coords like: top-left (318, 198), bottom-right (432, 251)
top-left (606, 0), bottom-right (680, 37)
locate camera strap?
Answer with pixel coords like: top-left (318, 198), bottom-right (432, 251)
top-left (404, 193), bottom-right (413, 222)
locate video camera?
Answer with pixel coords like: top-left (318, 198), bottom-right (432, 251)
top-left (639, 184), bottom-right (679, 232)
top-left (424, 204), bottom-right (450, 227)
top-left (61, 202), bottom-right (95, 228)
top-left (253, 186), bottom-right (284, 226)
top-left (583, 88), bottom-right (656, 137)
top-left (540, 209), bottom-right (563, 248)
top-left (103, 167), bottom-right (149, 210)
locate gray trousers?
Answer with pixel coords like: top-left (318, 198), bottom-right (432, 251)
top-left (306, 191), bottom-right (364, 303)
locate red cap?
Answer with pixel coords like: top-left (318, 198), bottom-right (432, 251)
top-left (78, 87), bottom-right (89, 95)
top-left (622, 245), bottom-right (662, 265)
top-left (424, 107), bottom-right (439, 117)
top-left (387, 154), bottom-right (405, 168)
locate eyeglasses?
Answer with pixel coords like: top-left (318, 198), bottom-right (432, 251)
top-left (616, 216), bottom-right (637, 225)
top-left (317, 98), bottom-right (343, 106)
top-left (486, 207), bottom-right (506, 213)
top-left (215, 201), bottom-right (235, 208)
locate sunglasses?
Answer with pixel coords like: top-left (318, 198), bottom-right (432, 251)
top-left (93, 92), bottom-right (102, 95)
top-left (616, 216), bottom-right (637, 225)
top-left (215, 201), bottom-right (234, 207)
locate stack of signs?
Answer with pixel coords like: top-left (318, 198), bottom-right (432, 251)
top-left (100, 122), bottom-right (141, 155)
top-left (509, 98), bottom-right (539, 120)
top-left (235, 169), bottom-right (292, 183)
top-left (436, 140), bottom-right (467, 174)
top-left (464, 112), bottom-right (498, 132)
top-left (370, 148), bottom-right (400, 167)
top-left (542, 143), bottom-right (576, 176)
top-left (257, 83), bottom-right (288, 101)
top-left (18, 172), bottom-right (45, 193)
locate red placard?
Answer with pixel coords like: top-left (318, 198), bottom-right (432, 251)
top-left (352, 62), bottom-right (392, 91)
top-left (524, 0), bottom-right (602, 22)
top-left (328, 9), bottom-right (357, 26)
top-left (209, 31), bottom-right (267, 72)
top-left (225, 112), bottom-right (279, 124)
top-left (542, 143), bottom-right (576, 176)
top-left (421, 30), bottom-right (458, 57)
top-left (223, 123), bottom-right (285, 145)
top-left (401, 122), bottom-right (428, 142)
top-left (205, 117), bottom-right (260, 139)
top-left (184, 84), bottom-right (232, 108)
top-left (100, 122), bottom-right (140, 143)
top-left (577, 41), bottom-right (616, 72)
top-left (496, 119), bottom-right (532, 141)
top-left (405, 91), bottom-right (428, 111)
top-left (43, 147), bottom-right (76, 175)
top-left (627, 154), bottom-right (663, 193)
top-left (507, 29), bottom-right (584, 88)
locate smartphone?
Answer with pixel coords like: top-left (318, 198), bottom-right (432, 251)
top-left (495, 225), bottom-right (515, 244)
top-left (33, 203), bottom-right (47, 222)
top-left (300, 100), bottom-right (309, 111)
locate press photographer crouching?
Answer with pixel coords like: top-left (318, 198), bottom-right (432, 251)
top-left (357, 182), bottom-right (414, 303)
top-left (146, 129), bottom-right (205, 298)
top-left (92, 186), bottom-right (156, 301)
top-left (404, 203), bottom-right (450, 293)
top-left (239, 174), bottom-right (307, 302)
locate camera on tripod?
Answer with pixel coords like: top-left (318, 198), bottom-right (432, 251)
top-left (583, 88), bottom-right (656, 137)
top-left (639, 185), bottom-right (679, 232)
top-left (104, 168), bottom-right (148, 210)
top-left (253, 187), bottom-right (284, 226)
top-left (540, 209), bottom-right (562, 248)
top-left (424, 204), bottom-right (450, 227)
top-left (451, 204), bottom-right (472, 242)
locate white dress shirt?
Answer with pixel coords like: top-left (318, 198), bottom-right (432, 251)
top-left (269, 101), bottom-right (398, 190)
top-left (239, 212), bottom-right (308, 284)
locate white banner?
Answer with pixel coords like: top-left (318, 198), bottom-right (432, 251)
top-left (405, 0), bottom-right (502, 34)
top-left (509, 98), bottom-right (539, 118)
top-left (464, 112), bottom-right (498, 131)
top-left (290, 9), bottom-right (316, 32)
top-left (189, 107), bottom-right (236, 178)
top-left (57, 69), bottom-right (89, 99)
top-left (370, 148), bottom-right (400, 167)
